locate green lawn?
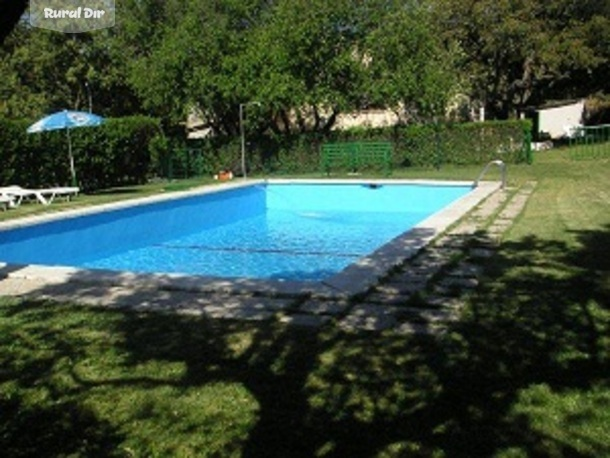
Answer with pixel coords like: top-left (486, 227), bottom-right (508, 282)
top-left (1, 149), bottom-right (609, 457)
top-left (0, 177), bottom-right (217, 222)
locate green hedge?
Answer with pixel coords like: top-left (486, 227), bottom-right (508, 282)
top-left (1, 117), bottom-right (531, 188)
top-left (170, 120), bottom-right (532, 177)
top-left (164, 133), bottom-right (325, 178)
top-left (0, 116), bottom-right (162, 191)
top-left (322, 120), bottom-right (532, 168)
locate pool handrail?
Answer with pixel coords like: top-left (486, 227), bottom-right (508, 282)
top-left (474, 160), bottom-right (506, 189)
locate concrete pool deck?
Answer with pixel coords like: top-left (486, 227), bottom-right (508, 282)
top-left (0, 179), bottom-right (535, 333)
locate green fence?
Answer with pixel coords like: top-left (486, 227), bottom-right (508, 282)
top-left (163, 148), bottom-right (208, 179)
top-left (321, 141), bottom-right (392, 176)
top-left (569, 124), bottom-right (610, 160)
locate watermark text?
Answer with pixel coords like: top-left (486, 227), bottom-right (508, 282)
top-left (30, 0), bottom-right (115, 33)
top-left (44, 8), bottom-right (106, 19)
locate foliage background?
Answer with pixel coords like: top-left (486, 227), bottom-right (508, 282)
top-left (166, 120), bottom-right (532, 178)
top-left (0, 117), bottom-right (531, 188)
top-left (0, 117), bottom-right (161, 190)
top-left (3, 0), bottom-right (607, 133)
top-left (1, 0), bottom-right (607, 187)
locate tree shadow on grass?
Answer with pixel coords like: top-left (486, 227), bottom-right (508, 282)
top-left (0, 225), bottom-right (608, 456)
top-left (0, 397), bottom-right (121, 458)
top-left (433, 224), bottom-right (610, 456)
top-left (0, 299), bottom-right (126, 457)
top-left (103, 312), bottom-right (446, 457)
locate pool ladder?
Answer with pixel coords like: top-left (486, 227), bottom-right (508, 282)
top-left (474, 160), bottom-right (506, 189)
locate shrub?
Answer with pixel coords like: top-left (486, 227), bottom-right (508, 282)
top-left (164, 120), bottom-right (532, 178)
top-left (0, 116), bottom-right (162, 191)
top-left (1, 117), bottom-right (531, 187)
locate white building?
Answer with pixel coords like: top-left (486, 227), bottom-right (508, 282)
top-left (531, 100), bottom-right (585, 140)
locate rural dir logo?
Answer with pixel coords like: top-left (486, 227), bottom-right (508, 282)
top-left (30, 0), bottom-right (115, 33)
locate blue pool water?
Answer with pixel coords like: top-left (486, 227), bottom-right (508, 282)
top-left (0, 183), bottom-right (471, 281)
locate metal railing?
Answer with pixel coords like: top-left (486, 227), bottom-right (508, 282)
top-left (474, 159), bottom-right (507, 189)
top-left (568, 124), bottom-right (610, 160)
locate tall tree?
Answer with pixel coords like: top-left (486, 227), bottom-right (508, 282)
top-left (118, 0), bottom-right (266, 132)
top-left (0, 24), bottom-right (140, 119)
top-left (433, 0), bottom-right (610, 118)
top-left (363, 1), bottom-right (459, 122)
top-left (240, 0), bottom-right (372, 133)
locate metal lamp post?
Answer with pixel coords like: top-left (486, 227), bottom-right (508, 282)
top-left (239, 101), bottom-right (260, 179)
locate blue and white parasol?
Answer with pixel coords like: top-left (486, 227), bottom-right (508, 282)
top-left (27, 110), bottom-right (104, 186)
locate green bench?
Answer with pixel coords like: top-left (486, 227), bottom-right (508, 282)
top-left (321, 141), bottom-right (393, 176)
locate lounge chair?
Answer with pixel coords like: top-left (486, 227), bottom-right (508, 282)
top-left (40, 186), bottom-right (80, 204)
top-left (0, 185), bottom-right (80, 207)
top-left (0, 194), bottom-right (12, 210)
top-left (0, 186), bottom-right (49, 206)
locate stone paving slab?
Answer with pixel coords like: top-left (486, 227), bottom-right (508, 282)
top-left (339, 304), bottom-right (400, 331)
top-left (469, 247), bottom-right (496, 259)
top-left (438, 276), bottom-right (480, 289)
top-left (434, 234), bottom-right (470, 248)
top-left (366, 291), bottom-right (412, 306)
top-left (279, 314), bottom-right (332, 328)
top-left (486, 228), bottom-right (508, 238)
top-left (449, 262), bottom-right (484, 278)
top-left (432, 286), bottom-right (462, 298)
top-left (0, 277), bottom-right (50, 296)
top-left (375, 281), bottom-right (426, 295)
top-left (0, 276), bottom-right (296, 321)
top-left (383, 274), bottom-right (428, 287)
top-left (298, 300), bottom-right (350, 316)
top-left (199, 305), bottom-right (275, 321)
top-left (469, 193), bottom-right (509, 219)
top-left (395, 321), bottom-right (444, 336)
top-left (418, 250), bottom-right (462, 266)
top-left (424, 296), bottom-right (466, 309)
top-left (345, 181), bottom-right (536, 334)
top-left (405, 264), bottom-right (443, 278)
top-left (391, 305), bottom-right (456, 322)
top-left (410, 250), bottom-right (449, 266)
top-left (424, 246), bottom-right (463, 258)
top-left (469, 238), bottom-right (497, 250)
top-left (445, 222), bottom-right (481, 236)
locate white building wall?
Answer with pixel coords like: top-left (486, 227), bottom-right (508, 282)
top-left (334, 109), bottom-right (399, 130)
top-left (538, 100), bottom-right (584, 139)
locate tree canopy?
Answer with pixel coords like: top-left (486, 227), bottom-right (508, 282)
top-left (433, 0), bottom-right (610, 118)
top-left (1, 0), bottom-right (608, 128)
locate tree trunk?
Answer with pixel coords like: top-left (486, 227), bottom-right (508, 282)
top-left (321, 109), bottom-right (338, 133)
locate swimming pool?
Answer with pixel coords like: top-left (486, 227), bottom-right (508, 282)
top-left (0, 180), bottom-right (498, 295)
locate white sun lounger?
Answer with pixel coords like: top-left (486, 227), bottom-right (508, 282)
top-left (0, 185), bottom-right (80, 207)
top-left (39, 186), bottom-right (80, 204)
top-left (0, 194), bottom-right (12, 210)
top-left (0, 186), bottom-right (49, 206)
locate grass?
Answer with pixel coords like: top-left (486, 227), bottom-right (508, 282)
top-left (0, 148), bottom-right (609, 457)
top-left (0, 177), bottom-right (218, 222)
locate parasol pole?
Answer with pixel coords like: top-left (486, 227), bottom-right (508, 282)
top-left (66, 127), bottom-right (77, 187)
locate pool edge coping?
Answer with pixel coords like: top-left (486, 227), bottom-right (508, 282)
top-left (0, 179), bottom-right (267, 231)
top-left (0, 179), bottom-right (500, 300)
